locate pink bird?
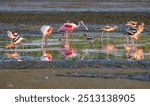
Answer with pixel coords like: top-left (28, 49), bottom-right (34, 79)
top-left (58, 20), bottom-right (88, 41)
top-left (40, 26), bottom-right (52, 48)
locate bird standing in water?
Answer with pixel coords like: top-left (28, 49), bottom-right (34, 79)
top-left (58, 20), bottom-right (88, 41)
top-left (40, 26), bottom-right (52, 48)
top-left (100, 25), bottom-right (117, 45)
top-left (6, 31), bottom-right (25, 49)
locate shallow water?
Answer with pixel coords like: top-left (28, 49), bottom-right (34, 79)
top-left (0, 33), bottom-right (150, 61)
top-left (0, 1), bottom-right (149, 12)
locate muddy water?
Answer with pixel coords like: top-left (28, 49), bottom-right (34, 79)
top-left (0, 1), bottom-right (149, 12)
top-left (0, 33), bottom-right (150, 61)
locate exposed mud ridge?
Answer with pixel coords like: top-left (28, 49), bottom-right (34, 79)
top-left (57, 72), bottom-right (150, 82)
top-left (0, 60), bottom-right (150, 69)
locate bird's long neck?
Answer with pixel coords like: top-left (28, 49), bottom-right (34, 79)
top-left (77, 22), bottom-right (81, 28)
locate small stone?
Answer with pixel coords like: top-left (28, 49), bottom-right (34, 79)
top-left (44, 76), bottom-right (49, 80)
top-left (7, 84), bottom-right (13, 88)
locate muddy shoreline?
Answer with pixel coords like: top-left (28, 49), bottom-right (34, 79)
top-left (0, 60), bottom-right (150, 69)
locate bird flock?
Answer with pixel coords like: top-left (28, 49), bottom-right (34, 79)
top-left (5, 20), bottom-right (145, 61)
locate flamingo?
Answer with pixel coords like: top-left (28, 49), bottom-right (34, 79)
top-left (100, 25), bottom-right (117, 45)
top-left (40, 26), bottom-right (52, 48)
top-left (58, 20), bottom-right (88, 41)
top-left (6, 31), bottom-right (24, 49)
top-left (40, 48), bottom-right (52, 61)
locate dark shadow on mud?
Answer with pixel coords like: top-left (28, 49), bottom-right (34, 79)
top-left (56, 72), bottom-right (150, 82)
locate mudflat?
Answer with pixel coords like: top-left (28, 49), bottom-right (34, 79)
top-left (0, 65), bottom-right (150, 89)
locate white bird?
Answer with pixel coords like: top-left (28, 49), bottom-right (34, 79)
top-left (6, 31), bottom-right (24, 49)
top-left (40, 26), bottom-right (52, 48)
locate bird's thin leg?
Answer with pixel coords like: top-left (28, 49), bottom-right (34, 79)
top-left (70, 32), bottom-right (73, 42)
top-left (106, 32), bottom-right (109, 44)
top-left (101, 31), bottom-right (104, 42)
top-left (126, 36), bottom-right (129, 44)
top-left (45, 38), bottom-right (48, 49)
top-left (59, 32), bottom-right (64, 41)
top-left (101, 31), bottom-right (104, 46)
top-left (41, 36), bottom-right (45, 50)
top-left (81, 51), bottom-right (88, 60)
top-left (66, 32), bottom-right (69, 44)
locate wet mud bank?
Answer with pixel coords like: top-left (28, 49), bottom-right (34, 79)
top-left (0, 60), bottom-right (150, 69)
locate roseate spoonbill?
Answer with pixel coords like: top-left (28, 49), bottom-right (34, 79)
top-left (58, 20), bottom-right (88, 41)
top-left (40, 26), bottom-right (52, 48)
top-left (41, 48), bottom-right (52, 61)
top-left (6, 31), bottom-right (24, 49)
top-left (100, 26), bottom-right (117, 45)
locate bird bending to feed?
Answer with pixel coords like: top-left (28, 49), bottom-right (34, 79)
top-left (41, 48), bottom-right (52, 61)
top-left (40, 26), bottom-right (52, 48)
top-left (6, 31), bottom-right (25, 49)
top-left (58, 20), bottom-right (88, 41)
top-left (100, 25), bottom-right (117, 44)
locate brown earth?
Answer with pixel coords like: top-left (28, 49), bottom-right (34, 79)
top-left (0, 67), bottom-right (150, 89)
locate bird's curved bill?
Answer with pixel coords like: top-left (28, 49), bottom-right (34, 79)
top-left (81, 22), bottom-right (88, 30)
top-left (84, 25), bottom-right (88, 30)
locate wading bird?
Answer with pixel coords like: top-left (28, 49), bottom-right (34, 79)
top-left (58, 20), bottom-right (88, 41)
top-left (40, 26), bottom-right (52, 48)
top-left (100, 25), bottom-right (117, 45)
top-left (83, 33), bottom-right (95, 43)
top-left (126, 21), bottom-right (137, 44)
top-left (130, 22), bottom-right (144, 41)
top-left (6, 31), bottom-right (24, 49)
